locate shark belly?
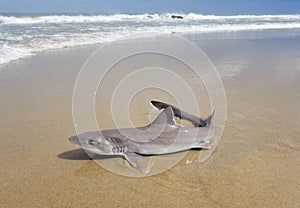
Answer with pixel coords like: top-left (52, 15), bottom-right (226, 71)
top-left (131, 136), bottom-right (207, 155)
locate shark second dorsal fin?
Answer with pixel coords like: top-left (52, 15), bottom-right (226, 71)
top-left (151, 106), bottom-right (176, 126)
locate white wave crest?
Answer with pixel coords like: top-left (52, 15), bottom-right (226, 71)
top-left (1, 13), bottom-right (300, 24)
top-left (1, 13), bottom-right (300, 65)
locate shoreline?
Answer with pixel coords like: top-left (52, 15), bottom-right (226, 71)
top-left (2, 28), bottom-right (300, 67)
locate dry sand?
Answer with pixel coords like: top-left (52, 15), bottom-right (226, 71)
top-left (0, 32), bottom-right (299, 207)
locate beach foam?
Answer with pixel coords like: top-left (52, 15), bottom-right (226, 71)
top-left (1, 13), bottom-right (300, 65)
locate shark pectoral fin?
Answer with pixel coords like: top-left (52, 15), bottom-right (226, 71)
top-left (123, 153), bottom-right (154, 173)
top-left (123, 153), bottom-right (140, 168)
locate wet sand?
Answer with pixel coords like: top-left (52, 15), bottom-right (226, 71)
top-left (0, 31), bottom-right (299, 207)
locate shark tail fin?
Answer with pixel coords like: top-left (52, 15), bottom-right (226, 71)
top-left (204, 110), bottom-right (215, 126)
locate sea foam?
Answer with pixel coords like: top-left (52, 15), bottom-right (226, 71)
top-left (1, 13), bottom-right (300, 65)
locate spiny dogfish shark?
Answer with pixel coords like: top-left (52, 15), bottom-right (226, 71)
top-left (69, 100), bottom-right (215, 172)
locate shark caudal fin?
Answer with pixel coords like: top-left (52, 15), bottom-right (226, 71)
top-left (204, 110), bottom-right (215, 126)
top-left (151, 100), bottom-right (210, 127)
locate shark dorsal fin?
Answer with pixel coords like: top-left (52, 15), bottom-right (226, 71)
top-left (151, 100), bottom-right (207, 127)
top-left (151, 106), bottom-right (176, 126)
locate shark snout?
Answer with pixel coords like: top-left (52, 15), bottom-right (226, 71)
top-left (68, 135), bottom-right (81, 146)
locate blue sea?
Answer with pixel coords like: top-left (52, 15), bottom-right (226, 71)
top-left (1, 13), bottom-right (300, 65)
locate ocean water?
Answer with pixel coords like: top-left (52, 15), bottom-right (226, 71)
top-left (1, 13), bottom-right (300, 65)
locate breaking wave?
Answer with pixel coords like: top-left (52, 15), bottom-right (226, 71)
top-left (1, 13), bottom-right (300, 65)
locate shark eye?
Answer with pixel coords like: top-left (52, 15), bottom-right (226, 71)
top-left (88, 139), bottom-right (96, 145)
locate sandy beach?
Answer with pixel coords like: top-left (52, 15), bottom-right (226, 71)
top-left (0, 31), bottom-right (299, 207)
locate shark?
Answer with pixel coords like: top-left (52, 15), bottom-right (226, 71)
top-left (69, 100), bottom-right (215, 171)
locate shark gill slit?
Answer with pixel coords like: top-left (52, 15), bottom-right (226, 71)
top-left (110, 137), bottom-right (125, 153)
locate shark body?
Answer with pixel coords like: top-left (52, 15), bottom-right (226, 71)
top-left (69, 100), bottom-right (215, 170)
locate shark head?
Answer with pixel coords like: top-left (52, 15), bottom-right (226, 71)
top-left (68, 131), bottom-right (115, 155)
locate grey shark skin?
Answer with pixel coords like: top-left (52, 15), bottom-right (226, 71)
top-left (150, 100), bottom-right (207, 127)
top-left (69, 100), bottom-right (215, 171)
